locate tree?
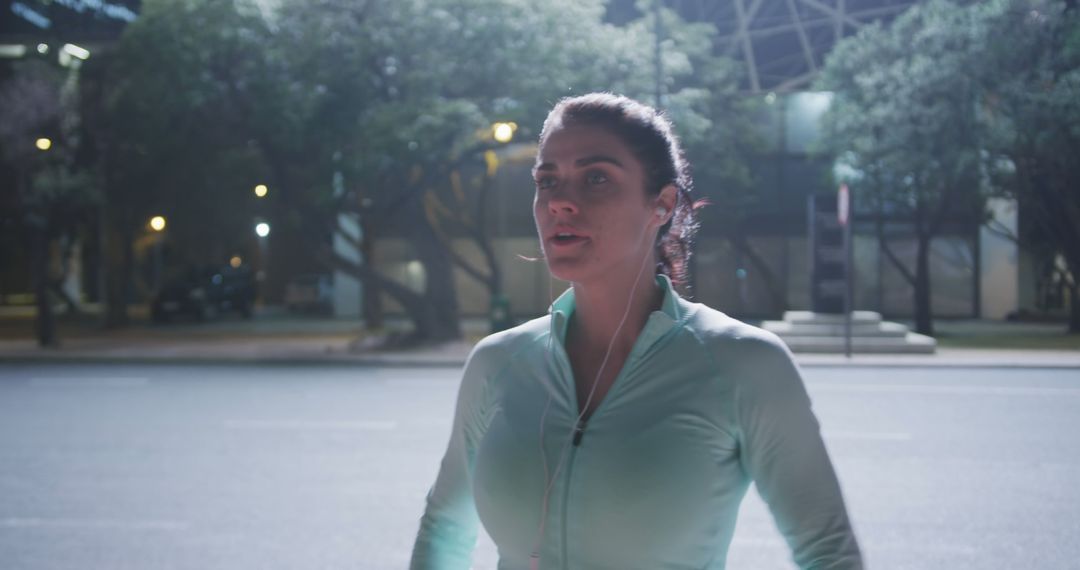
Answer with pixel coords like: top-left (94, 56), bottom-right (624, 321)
top-left (240, 0), bottom-right (725, 343)
top-left (81, 0), bottom-right (278, 326)
top-left (818, 0), bottom-right (993, 336)
top-left (975, 0), bottom-right (1080, 332)
top-left (85, 0), bottom-right (744, 343)
top-left (0, 60), bottom-right (97, 346)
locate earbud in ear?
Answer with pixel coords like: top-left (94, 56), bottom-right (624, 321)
top-left (656, 207), bottom-right (668, 218)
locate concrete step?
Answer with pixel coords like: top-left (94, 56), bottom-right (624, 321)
top-left (781, 311), bottom-right (883, 325)
top-left (762, 320), bottom-right (909, 337)
top-left (777, 332), bottom-right (937, 354)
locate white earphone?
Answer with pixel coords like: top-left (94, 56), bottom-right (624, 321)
top-left (531, 205), bottom-right (663, 569)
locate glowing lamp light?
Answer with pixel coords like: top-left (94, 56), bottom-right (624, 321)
top-left (229, 256), bottom-right (243, 268)
top-left (254, 184), bottom-right (268, 198)
top-left (62, 43), bottom-right (90, 60)
top-left (255, 222), bottom-right (271, 237)
top-left (149, 216), bottom-right (167, 232)
top-left (35, 138), bottom-right (52, 151)
top-left (37, 44), bottom-right (49, 54)
top-left (492, 122), bottom-right (515, 143)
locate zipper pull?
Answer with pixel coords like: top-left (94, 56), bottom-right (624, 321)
top-left (572, 421), bottom-right (586, 447)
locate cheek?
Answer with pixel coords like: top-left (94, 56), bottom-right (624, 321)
top-left (532, 195), bottom-right (544, 228)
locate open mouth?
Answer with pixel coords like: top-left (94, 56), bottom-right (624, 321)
top-left (549, 232), bottom-right (589, 247)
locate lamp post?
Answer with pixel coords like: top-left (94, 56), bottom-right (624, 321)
top-left (254, 221), bottom-right (270, 297)
top-left (149, 216), bottom-right (167, 293)
top-left (487, 122), bottom-right (517, 332)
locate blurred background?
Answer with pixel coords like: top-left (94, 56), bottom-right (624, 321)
top-left (1, 0), bottom-right (1076, 350)
top-left (1, 2), bottom-right (1079, 569)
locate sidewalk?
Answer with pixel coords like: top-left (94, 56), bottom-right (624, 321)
top-left (1, 309), bottom-right (1077, 368)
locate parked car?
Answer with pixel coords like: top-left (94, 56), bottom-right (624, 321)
top-left (284, 274), bottom-right (333, 314)
top-left (151, 264), bottom-right (255, 322)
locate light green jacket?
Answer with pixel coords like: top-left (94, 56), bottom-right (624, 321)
top-left (410, 275), bottom-right (862, 569)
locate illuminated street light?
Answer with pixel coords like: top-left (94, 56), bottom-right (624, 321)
top-left (254, 184), bottom-right (268, 198)
top-left (149, 216), bottom-right (167, 232)
top-left (37, 43), bottom-right (49, 54)
top-left (492, 122), bottom-right (516, 143)
top-left (230, 255), bottom-right (243, 268)
top-left (35, 138), bottom-right (52, 151)
top-left (255, 222), bottom-right (270, 237)
top-left (62, 43), bottom-right (90, 60)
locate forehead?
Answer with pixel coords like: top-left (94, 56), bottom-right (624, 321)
top-left (535, 124), bottom-right (639, 169)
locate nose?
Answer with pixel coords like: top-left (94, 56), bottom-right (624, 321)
top-left (545, 188), bottom-right (578, 216)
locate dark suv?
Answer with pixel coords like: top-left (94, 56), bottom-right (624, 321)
top-left (151, 264), bottom-right (255, 322)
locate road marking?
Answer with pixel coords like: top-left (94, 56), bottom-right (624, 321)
top-left (29, 377), bottom-right (149, 388)
top-left (0, 517), bottom-right (188, 531)
top-left (822, 430), bottom-right (913, 441)
top-left (223, 419), bottom-right (398, 431)
top-left (811, 383), bottom-right (1080, 397)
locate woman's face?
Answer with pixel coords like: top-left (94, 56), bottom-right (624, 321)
top-left (532, 123), bottom-right (662, 285)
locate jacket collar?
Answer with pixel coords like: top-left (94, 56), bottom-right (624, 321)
top-left (548, 273), bottom-right (682, 349)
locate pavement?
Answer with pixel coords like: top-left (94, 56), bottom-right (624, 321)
top-left (1, 305), bottom-right (1078, 368)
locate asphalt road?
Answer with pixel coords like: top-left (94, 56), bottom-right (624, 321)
top-left (1, 363), bottom-right (1077, 570)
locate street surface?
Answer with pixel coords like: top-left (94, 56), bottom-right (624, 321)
top-left (1, 363), bottom-right (1078, 569)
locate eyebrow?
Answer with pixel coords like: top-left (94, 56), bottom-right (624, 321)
top-left (533, 154), bottom-right (626, 173)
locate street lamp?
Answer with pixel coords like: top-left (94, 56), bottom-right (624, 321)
top-left (492, 122), bottom-right (516, 143)
top-left (255, 222), bottom-right (270, 237)
top-left (254, 184), bottom-right (268, 198)
top-left (61, 43), bottom-right (90, 60)
top-left (35, 138), bottom-right (51, 151)
top-left (148, 216), bottom-right (167, 293)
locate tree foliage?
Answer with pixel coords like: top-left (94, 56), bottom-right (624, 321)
top-left (820, 0), bottom-right (1080, 332)
top-left (84, 0), bottom-right (749, 341)
top-left (975, 0), bottom-right (1080, 331)
top-left (0, 59), bottom-right (97, 345)
top-left (819, 0), bottom-right (1005, 335)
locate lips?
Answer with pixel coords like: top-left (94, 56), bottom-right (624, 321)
top-left (545, 226), bottom-right (590, 249)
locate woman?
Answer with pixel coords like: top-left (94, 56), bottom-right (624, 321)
top-left (410, 93), bottom-right (863, 570)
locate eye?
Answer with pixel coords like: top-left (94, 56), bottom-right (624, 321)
top-left (535, 176), bottom-right (557, 190)
top-left (586, 171), bottom-right (609, 185)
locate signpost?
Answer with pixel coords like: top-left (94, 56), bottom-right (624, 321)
top-left (808, 186), bottom-right (854, 357)
top-left (838, 184), bottom-right (852, 358)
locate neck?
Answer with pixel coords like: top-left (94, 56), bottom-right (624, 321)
top-left (568, 271), bottom-right (664, 354)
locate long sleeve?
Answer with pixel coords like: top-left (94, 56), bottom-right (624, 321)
top-left (409, 343), bottom-right (495, 570)
top-left (734, 333), bottom-right (863, 570)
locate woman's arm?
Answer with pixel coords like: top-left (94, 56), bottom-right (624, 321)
top-left (734, 332), bottom-right (864, 570)
top-left (409, 343), bottom-right (495, 570)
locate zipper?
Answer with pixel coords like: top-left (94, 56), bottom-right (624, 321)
top-left (549, 314), bottom-right (655, 569)
top-left (572, 420), bottom-right (586, 446)
top-left (560, 441), bottom-right (580, 570)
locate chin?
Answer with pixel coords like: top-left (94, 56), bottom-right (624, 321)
top-left (544, 257), bottom-right (602, 285)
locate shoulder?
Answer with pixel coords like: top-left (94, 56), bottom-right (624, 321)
top-left (678, 299), bottom-right (794, 369)
top-left (462, 314), bottom-right (551, 378)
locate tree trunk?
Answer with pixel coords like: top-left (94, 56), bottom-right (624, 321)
top-left (30, 225), bottom-right (58, 348)
top-left (410, 209), bottom-right (462, 342)
top-left (1068, 282), bottom-right (1080, 334)
top-left (913, 233), bottom-right (934, 336)
top-left (360, 224), bottom-right (384, 331)
top-left (728, 233), bottom-right (787, 316)
top-left (103, 221), bottom-right (133, 328)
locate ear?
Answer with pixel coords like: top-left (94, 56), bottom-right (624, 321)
top-left (654, 184), bottom-right (678, 224)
